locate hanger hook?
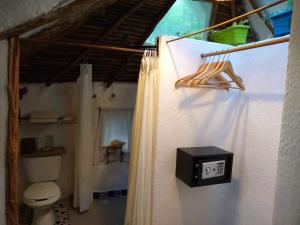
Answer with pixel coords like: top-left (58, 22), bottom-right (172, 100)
top-left (207, 56), bottom-right (211, 64)
top-left (222, 52), bottom-right (227, 62)
top-left (211, 55), bottom-right (216, 62)
top-left (217, 53), bottom-right (221, 62)
top-left (227, 53), bottom-right (231, 61)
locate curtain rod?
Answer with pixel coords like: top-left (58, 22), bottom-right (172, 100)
top-left (21, 38), bottom-right (157, 54)
top-left (167, 0), bottom-right (287, 43)
top-left (201, 35), bottom-right (290, 58)
top-left (97, 107), bottom-right (134, 111)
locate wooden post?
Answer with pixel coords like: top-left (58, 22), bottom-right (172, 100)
top-left (7, 37), bottom-right (20, 225)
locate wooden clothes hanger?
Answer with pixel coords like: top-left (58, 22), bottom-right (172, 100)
top-left (175, 55), bottom-right (245, 91)
top-left (193, 60), bottom-right (245, 90)
top-left (175, 57), bottom-right (231, 90)
top-left (175, 58), bottom-right (211, 86)
top-left (190, 60), bottom-right (229, 88)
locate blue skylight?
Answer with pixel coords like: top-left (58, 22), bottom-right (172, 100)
top-left (145, 0), bottom-right (212, 45)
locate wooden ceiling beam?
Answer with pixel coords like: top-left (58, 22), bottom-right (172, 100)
top-left (210, 2), bottom-right (219, 26)
top-left (46, 0), bottom-right (148, 86)
top-left (105, 55), bottom-right (136, 87)
top-left (248, 0), bottom-right (274, 35)
top-left (0, 0), bottom-right (116, 40)
top-left (231, 0), bottom-right (236, 18)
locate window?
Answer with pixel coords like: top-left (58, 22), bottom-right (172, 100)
top-left (100, 109), bottom-right (134, 153)
top-left (94, 109), bottom-right (134, 164)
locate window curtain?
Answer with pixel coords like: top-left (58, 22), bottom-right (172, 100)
top-left (124, 50), bottom-right (159, 225)
top-left (93, 109), bottom-right (134, 164)
top-left (73, 64), bottom-right (94, 212)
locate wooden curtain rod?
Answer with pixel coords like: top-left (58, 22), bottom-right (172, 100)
top-left (201, 35), bottom-right (290, 58)
top-left (167, 0), bottom-right (287, 43)
top-left (97, 107), bottom-right (133, 111)
top-left (21, 38), bottom-right (156, 54)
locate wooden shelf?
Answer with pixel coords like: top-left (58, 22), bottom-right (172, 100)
top-left (20, 118), bottom-right (76, 125)
top-left (21, 146), bottom-right (66, 158)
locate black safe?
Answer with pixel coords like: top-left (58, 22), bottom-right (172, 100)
top-left (176, 146), bottom-right (233, 187)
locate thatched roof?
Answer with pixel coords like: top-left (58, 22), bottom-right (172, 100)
top-left (19, 0), bottom-right (176, 85)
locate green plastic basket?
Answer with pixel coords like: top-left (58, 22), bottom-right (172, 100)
top-left (210, 25), bottom-right (250, 45)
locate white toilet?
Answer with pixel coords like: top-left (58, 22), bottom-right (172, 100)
top-left (23, 155), bottom-right (62, 225)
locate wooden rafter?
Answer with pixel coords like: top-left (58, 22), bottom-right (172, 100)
top-left (7, 37), bottom-right (20, 225)
top-left (46, 0), bottom-right (148, 86)
top-left (231, 0), bottom-right (236, 18)
top-left (210, 0), bottom-right (234, 28)
top-left (248, 0), bottom-right (274, 35)
top-left (105, 0), bottom-right (176, 87)
top-left (21, 0), bottom-right (118, 62)
top-left (210, 2), bottom-right (219, 26)
top-left (106, 55), bottom-right (136, 87)
top-left (0, 0), bottom-right (117, 40)
top-left (104, 34), bottom-right (136, 87)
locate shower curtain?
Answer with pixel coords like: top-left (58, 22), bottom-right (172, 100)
top-left (124, 50), bottom-right (159, 225)
top-left (73, 64), bottom-right (94, 212)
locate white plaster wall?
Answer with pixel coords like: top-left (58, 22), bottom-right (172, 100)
top-left (0, 40), bottom-right (8, 225)
top-left (273, 6), bottom-right (300, 225)
top-left (19, 82), bottom-right (137, 200)
top-left (153, 37), bottom-right (288, 225)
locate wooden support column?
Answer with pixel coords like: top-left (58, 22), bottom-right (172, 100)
top-left (7, 37), bottom-right (20, 225)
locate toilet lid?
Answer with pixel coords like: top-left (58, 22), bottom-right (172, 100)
top-left (24, 181), bottom-right (60, 200)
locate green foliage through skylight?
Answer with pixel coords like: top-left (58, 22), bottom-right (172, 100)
top-left (145, 0), bottom-right (212, 45)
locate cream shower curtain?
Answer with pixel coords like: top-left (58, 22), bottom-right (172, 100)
top-left (124, 50), bottom-right (159, 225)
top-left (73, 64), bottom-right (94, 212)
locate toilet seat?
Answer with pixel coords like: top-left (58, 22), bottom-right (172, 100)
top-left (23, 181), bottom-right (61, 208)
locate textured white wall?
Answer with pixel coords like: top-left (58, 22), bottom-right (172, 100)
top-left (273, 6), bottom-right (300, 225)
top-left (0, 40), bottom-right (8, 225)
top-left (153, 37), bottom-right (288, 225)
top-left (19, 82), bottom-right (137, 200)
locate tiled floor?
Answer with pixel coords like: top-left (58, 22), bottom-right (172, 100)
top-left (69, 197), bottom-right (127, 225)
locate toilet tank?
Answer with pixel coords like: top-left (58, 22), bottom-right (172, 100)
top-left (23, 156), bottom-right (62, 183)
